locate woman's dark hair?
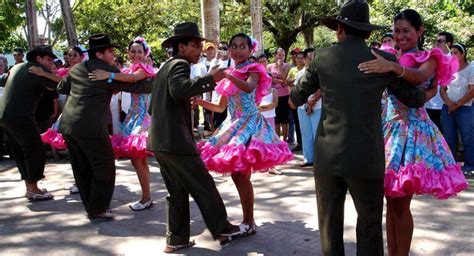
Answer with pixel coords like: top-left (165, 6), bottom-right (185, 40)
top-left (171, 37), bottom-right (194, 56)
top-left (228, 33), bottom-right (252, 49)
top-left (257, 53), bottom-right (268, 60)
top-left (71, 46), bottom-right (85, 57)
top-left (394, 9), bottom-right (424, 50)
top-left (128, 39), bottom-right (146, 53)
top-left (340, 22), bottom-right (371, 39)
top-left (115, 55), bottom-right (124, 65)
top-left (382, 33), bottom-right (394, 40)
top-left (451, 43), bottom-right (468, 62)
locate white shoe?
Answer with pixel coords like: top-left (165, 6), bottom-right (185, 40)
top-left (129, 199), bottom-right (153, 211)
top-left (69, 184), bottom-right (79, 194)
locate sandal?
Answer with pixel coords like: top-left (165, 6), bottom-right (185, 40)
top-left (163, 240), bottom-right (195, 253)
top-left (240, 223), bottom-right (257, 237)
top-left (25, 190), bottom-right (54, 201)
top-left (219, 223), bottom-right (249, 246)
top-left (129, 199), bottom-right (153, 211)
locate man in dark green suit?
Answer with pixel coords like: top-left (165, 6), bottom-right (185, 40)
top-left (58, 34), bottom-right (152, 220)
top-left (0, 45), bottom-right (58, 200)
top-left (148, 22), bottom-right (245, 253)
top-left (290, 1), bottom-right (426, 255)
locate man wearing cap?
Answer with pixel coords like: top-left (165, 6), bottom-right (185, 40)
top-left (198, 42), bottom-right (217, 132)
top-left (148, 22), bottom-right (246, 253)
top-left (0, 45), bottom-right (59, 200)
top-left (57, 33), bottom-right (152, 220)
top-left (290, 1), bottom-right (426, 255)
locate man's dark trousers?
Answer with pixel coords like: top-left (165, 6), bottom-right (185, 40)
top-left (63, 135), bottom-right (115, 215)
top-left (154, 151), bottom-right (232, 245)
top-left (315, 174), bottom-right (384, 256)
top-left (0, 119), bottom-right (45, 181)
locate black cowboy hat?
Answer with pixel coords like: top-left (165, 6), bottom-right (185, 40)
top-left (320, 0), bottom-right (385, 32)
top-left (26, 45), bottom-right (58, 62)
top-left (161, 22), bottom-right (209, 48)
top-left (87, 33), bottom-right (119, 51)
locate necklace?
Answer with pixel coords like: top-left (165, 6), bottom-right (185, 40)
top-left (235, 61), bottom-right (250, 69)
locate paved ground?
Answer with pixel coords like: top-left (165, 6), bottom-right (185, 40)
top-left (0, 152), bottom-right (473, 255)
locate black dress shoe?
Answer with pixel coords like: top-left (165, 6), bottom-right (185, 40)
top-left (299, 162), bottom-right (313, 167)
top-left (291, 145), bottom-right (302, 151)
top-left (88, 209), bottom-right (114, 221)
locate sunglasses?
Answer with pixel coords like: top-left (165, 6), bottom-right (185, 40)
top-left (218, 47), bottom-right (228, 51)
top-left (436, 39), bottom-right (446, 44)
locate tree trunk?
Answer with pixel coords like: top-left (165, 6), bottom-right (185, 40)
top-left (60, 0), bottom-right (78, 47)
top-left (200, 0), bottom-right (220, 43)
top-left (25, 0), bottom-right (38, 50)
top-left (303, 27), bottom-right (314, 47)
top-left (250, 0), bottom-right (263, 54)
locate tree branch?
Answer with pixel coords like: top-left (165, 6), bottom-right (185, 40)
top-left (262, 19), bottom-right (279, 37)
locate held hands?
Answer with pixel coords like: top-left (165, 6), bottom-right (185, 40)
top-left (190, 96), bottom-right (202, 109)
top-left (358, 50), bottom-right (392, 74)
top-left (88, 69), bottom-right (110, 81)
top-left (447, 101), bottom-right (459, 114)
top-left (209, 65), bottom-right (227, 82)
top-left (28, 66), bottom-right (47, 77)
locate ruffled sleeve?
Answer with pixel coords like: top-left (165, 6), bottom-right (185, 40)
top-left (215, 63), bottom-right (271, 104)
top-left (399, 48), bottom-right (459, 86)
top-left (130, 63), bottom-right (157, 78)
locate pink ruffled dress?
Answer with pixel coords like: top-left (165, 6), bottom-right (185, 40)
top-left (41, 68), bottom-right (71, 150)
top-left (197, 63), bottom-right (293, 174)
top-left (110, 63), bottom-right (156, 158)
top-left (383, 48), bottom-right (468, 199)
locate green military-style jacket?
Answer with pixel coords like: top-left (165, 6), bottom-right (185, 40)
top-left (0, 62), bottom-right (57, 121)
top-left (290, 36), bottom-right (425, 179)
top-left (147, 56), bottom-right (217, 155)
top-left (58, 58), bottom-right (152, 138)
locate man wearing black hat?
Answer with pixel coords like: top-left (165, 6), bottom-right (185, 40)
top-left (0, 45), bottom-right (59, 200)
top-left (57, 33), bottom-right (152, 220)
top-left (148, 22), bottom-right (246, 253)
top-left (290, 1), bottom-right (426, 255)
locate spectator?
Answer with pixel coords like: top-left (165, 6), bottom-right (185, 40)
top-left (440, 43), bottom-right (474, 176)
top-left (426, 31), bottom-right (455, 131)
top-left (268, 48), bottom-right (290, 141)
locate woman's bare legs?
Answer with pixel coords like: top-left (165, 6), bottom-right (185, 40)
top-left (231, 171), bottom-right (254, 225)
top-left (131, 157), bottom-right (151, 203)
top-left (386, 195), bottom-right (414, 256)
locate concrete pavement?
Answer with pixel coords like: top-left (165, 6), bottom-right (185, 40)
top-left (0, 153), bottom-right (473, 255)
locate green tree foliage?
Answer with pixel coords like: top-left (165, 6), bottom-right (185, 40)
top-left (261, 1), bottom-right (339, 55)
top-left (0, 0), bottom-right (27, 52)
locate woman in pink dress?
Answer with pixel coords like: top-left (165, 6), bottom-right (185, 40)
top-left (89, 37), bottom-right (157, 211)
top-left (359, 9), bottom-right (468, 255)
top-left (195, 34), bottom-right (293, 234)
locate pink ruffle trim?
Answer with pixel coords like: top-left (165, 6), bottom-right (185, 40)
top-left (41, 128), bottom-right (67, 150)
top-left (122, 63), bottom-right (156, 78)
top-left (56, 68), bottom-right (70, 78)
top-left (110, 134), bottom-right (153, 159)
top-left (399, 48), bottom-right (459, 86)
top-left (385, 163), bottom-right (468, 199)
top-left (197, 139), bottom-right (293, 174)
top-left (215, 63), bottom-right (271, 104)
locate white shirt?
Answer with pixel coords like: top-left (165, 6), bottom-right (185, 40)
top-left (260, 91), bottom-right (276, 118)
top-left (295, 67), bottom-right (321, 110)
top-left (190, 63), bottom-right (207, 79)
top-left (210, 58), bottom-right (234, 69)
top-left (446, 64), bottom-right (474, 106)
top-left (425, 88), bottom-right (444, 110)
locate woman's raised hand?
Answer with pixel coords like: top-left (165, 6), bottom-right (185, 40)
top-left (88, 69), bottom-right (110, 81)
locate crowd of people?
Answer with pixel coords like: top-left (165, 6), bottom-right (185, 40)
top-left (0, 0), bottom-right (472, 255)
